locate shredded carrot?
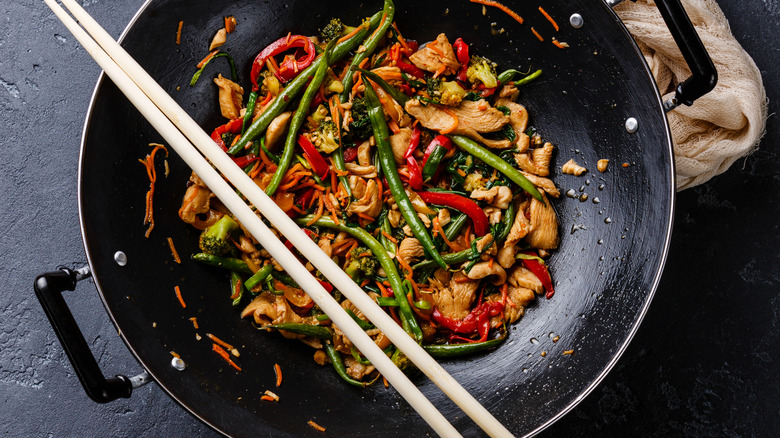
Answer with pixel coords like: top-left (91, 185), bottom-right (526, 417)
top-left (274, 363), bottom-right (283, 387)
top-left (551, 38), bottom-right (569, 49)
top-left (170, 351), bottom-right (180, 358)
top-left (382, 376), bottom-right (389, 388)
top-left (307, 420), bottom-right (326, 432)
top-left (469, 0), bottom-right (524, 24)
top-left (563, 350), bottom-right (574, 356)
top-left (391, 22), bottom-right (410, 53)
top-left (166, 237), bottom-right (181, 264)
top-left (206, 333), bottom-right (239, 357)
top-left (336, 22), bottom-right (365, 44)
top-left (261, 390), bottom-right (280, 402)
top-left (381, 230), bottom-right (398, 244)
top-left (212, 343), bottom-right (241, 371)
top-left (538, 7), bottom-right (559, 31)
top-left (141, 143), bottom-right (168, 238)
top-left (196, 49), bottom-right (219, 68)
top-left (306, 194), bottom-right (325, 226)
top-left (248, 160), bottom-right (263, 179)
top-left (433, 64), bottom-right (447, 78)
top-left (357, 213), bottom-right (376, 222)
top-left (433, 218), bottom-right (459, 252)
top-left (440, 107), bottom-right (459, 134)
top-left (396, 254), bottom-right (413, 276)
top-left (189, 317), bottom-right (199, 329)
top-left (428, 43), bottom-right (446, 59)
top-left (367, 12), bottom-right (389, 43)
top-left (174, 285), bottom-right (186, 308)
top-left (531, 27), bottom-right (544, 42)
top-left (175, 21), bottom-right (183, 45)
top-left (387, 118), bottom-right (401, 134)
top-left (488, 257), bottom-right (494, 268)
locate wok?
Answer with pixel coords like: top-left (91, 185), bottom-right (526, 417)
top-left (35, 0), bottom-right (715, 436)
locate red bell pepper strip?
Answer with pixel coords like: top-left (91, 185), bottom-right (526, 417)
top-left (417, 191), bottom-right (489, 237)
top-left (233, 154), bottom-right (259, 168)
top-left (343, 146), bottom-right (358, 162)
top-left (396, 59), bottom-right (425, 79)
top-left (421, 135), bottom-right (454, 167)
top-left (519, 250), bottom-right (555, 299)
top-left (432, 300), bottom-right (503, 342)
top-left (404, 125), bottom-right (421, 159)
top-left (453, 38), bottom-right (470, 82)
top-left (211, 118), bottom-right (245, 151)
top-left (406, 157), bottom-right (423, 190)
top-left (250, 35), bottom-right (316, 91)
top-left (297, 135), bottom-right (329, 179)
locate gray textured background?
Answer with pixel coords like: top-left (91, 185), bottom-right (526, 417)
top-left (2, 0), bottom-right (778, 436)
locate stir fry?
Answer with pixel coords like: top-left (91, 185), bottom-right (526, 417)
top-left (179, 0), bottom-right (560, 385)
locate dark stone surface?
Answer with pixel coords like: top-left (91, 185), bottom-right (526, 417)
top-left (1, 0), bottom-right (777, 436)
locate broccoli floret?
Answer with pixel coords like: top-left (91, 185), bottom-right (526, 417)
top-left (347, 97), bottom-right (373, 140)
top-left (345, 246), bottom-right (378, 281)
top-left (319, 18), bottom-right (344, 43)
top-left (312, 119), bottom-right (341, 154)
top-left (466, 55), bottom-right (498, 89)
top-left (260, 69), bottom-right (280, 96)
top-left (198, 215), bottom-right (239, 256)
top-left (427, 77), bottom-right (467, 106)
top-left (391, 348), bottom-right (419, 377)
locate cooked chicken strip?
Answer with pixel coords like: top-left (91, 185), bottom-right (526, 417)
top-left (405, 99), bottom-right (512, 148)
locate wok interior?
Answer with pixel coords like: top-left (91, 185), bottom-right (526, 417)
top-left (79, 0), bottom-right (672, 436)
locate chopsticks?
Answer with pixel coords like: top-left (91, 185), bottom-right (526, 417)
top-left (46, 0), bottom-right (514, 436)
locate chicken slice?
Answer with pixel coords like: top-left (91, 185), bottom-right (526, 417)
top-left (525, 192), bottom-right (559, 249)
top-left (404, 99), bottom-right (512, 148)
top-left (213, 74), bottom-right (244, 120)
top-left (429, 270), bottom-right (479, 320)
top-left (409, 33), bottom-right (460, 75)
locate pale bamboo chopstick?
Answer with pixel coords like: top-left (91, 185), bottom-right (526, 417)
top-left (44, 1), bottom-right (460, 435)
top-left (49, 0), bottom-right (514, 436)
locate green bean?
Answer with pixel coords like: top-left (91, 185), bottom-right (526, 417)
top-left (268, 323), bottom-right (333, 340)
top-left (496, 69), bottom-right (520, 85)
top-left (265, 39), bottom-right (336, 196)
top-left (296, 216), bottom-right (423, 343)
top-left (260, 137), bottom-right (279, 164)
top-left (345, 308), bottom-right (374, 330)
top-left (229, 11), bottom-right (383, 155)
top-left (241, 91), bottom-right (258, 136)
top-left (448, 135), bottom-right (544, 202)
top-left (380, 213), bottom-right (397, 254)
top-left (514, 69), bottom-right (543, 87)
top-left (325, 343), bottom-right (367, 387)
top-left (271, 270), bottom-right (300, 288)
top-left (412, 235), bottom-right (493, 270)
top-left (496, 200), bottom-right (516, 243)
top-left (191, 253), bottom-right (252, 274)
top-left (339, 0), bottom-right (395, 103)
top-left (363, 79), bottom-right (447, 269)
top-left (331, 147), bottom-right (353, 198)
top-left (423, 331), bottom-right (508, 358)
top-left (244, 264), bottom-right (274, 290)
top-left (355, 67), bottom-right (408, 106)
top-left (189, 52), bottom-right (238, 86)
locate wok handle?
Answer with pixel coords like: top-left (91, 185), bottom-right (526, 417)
top-left (652, 0), bottom-right (717, 111)
top-left (34, 267), bottom-right (147, 403)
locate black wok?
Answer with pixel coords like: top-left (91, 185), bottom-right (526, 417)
top-left (35, 0), bottom-right (715, 436)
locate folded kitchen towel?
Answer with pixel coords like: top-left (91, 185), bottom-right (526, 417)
top-left (615, 0), bottom-right (768, 190)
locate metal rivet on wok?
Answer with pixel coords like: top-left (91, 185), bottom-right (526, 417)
top-left (171, 357), bottom-right (186, 371)
top-left (569, 13), bottom-right (583, 28)
top-left (114, 251), bottom-right (127, 266)
top-left (625, 117), bottom-right (638, 133)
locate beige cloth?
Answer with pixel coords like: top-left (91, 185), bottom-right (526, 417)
top-left (615, 0), bottom-right (768, 190)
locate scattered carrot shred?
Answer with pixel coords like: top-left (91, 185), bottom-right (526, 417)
top-left (212, 343), bottom-right (242, 371)
top-left (382, 376), bottom-right (389, 388)
top-left (531, 27), bottom-right (544, 42)
top-left (170, 351), bottom-right (180, 358)
top-left (167, 237), bottom-right (181, 264)
top-left (563, 349), bottom-right (574, 355)
top-left (207, 333), bottom-right (239, 357)
top-left (336, 22), bottom-right (365, 45)
top-left (307, 420), bottom-right (326, 432)
top-left (189, 317), bottom-right (199, 329)
top-left (174, 285), bottom-right (186, 308)
top-left (196, 49), bottom-right (219, 69)
top-left (141, 143), bottom-right (168, 238)
top-left (175, 21), bottom-right (183, 45)
top-left (469, 0), bottom-right (524, 24)
top-left (538, 7), bottom-right (559, 31)
top-left (261, 390), bottom-right (280, 402)
top-left (274, 363), bottom-right (283, 387)
top-left (551, 38), bottom-right (569, 49)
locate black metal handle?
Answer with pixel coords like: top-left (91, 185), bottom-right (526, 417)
top-left (34, 267), bottom-right (134, 403)
top-left (653, 0), bottom-right (717, 110)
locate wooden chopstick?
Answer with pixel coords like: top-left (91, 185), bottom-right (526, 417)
top-left (48, 1), bottom-right (514, 436)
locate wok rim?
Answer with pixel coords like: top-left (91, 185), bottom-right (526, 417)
top-left (76, 0), bottom-right (676, 436)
